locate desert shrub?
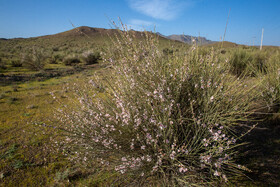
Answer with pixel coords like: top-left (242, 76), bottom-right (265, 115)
top-left (220, 49), bottom-right (226, 54)
top-left (48, 54), bottom-right (61, 64)
top-left (229, 49), bottom-right (253, 76)
top-left (55, 28), bottom-right (259, 185)
top-left (63, 55), bottom-right (81, 66)
top-left (196, 47), bottom-right (211, 56)
top-left (82, 51), bottom-right (101, 65)
top-left (11, 60), bottom-right (23, 67)
top-left (52, 47), bottom-right (59, 52)
top-left (260, 51), bottom-right (280, 113)
top-left (21, 48), bottom-right (46, 71)
top-left (7, 97), bottom-right (18, 104)
top-left (251, 52), bottom-right (267, 74)
top-left (0, 93), bottom-right (6, 99)
top-left (229, 49), bottom-right (268, 77)
top-left (0, 57), bottom-right (7, 69)
top-left (163, 48), bottom-right (173, 55)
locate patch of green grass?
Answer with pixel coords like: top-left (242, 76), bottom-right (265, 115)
top-left (0, 67), bottom-right (101, 186)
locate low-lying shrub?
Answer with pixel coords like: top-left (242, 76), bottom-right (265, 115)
top-left (63, 55), bottom-right (81, 66)
top-left (11, 60), bottom-right (23, 67)
top-left (21, 48), bottom-right (46, 71)
top-left (0, 57), bottom-right (7, 69)
top-left (260, 51), bottom-right (280, 113)
top-left (48, 54), bottom-right (61, 64)
top-left (52, 47), bottom-right (59, 52)
top-left (229, 49), bottom-right (253, 76)
top-left (163, 48), bottom-right (173, 55)
top-left (252, 52), bottom-right (267, 74)
top-left (229, 49), bottom-right (268, 77)
top-left (82, 51), bottom-right (101, 65)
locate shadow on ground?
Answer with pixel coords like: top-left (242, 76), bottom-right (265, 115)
top-left (240, 116), bottom-right (280, 186)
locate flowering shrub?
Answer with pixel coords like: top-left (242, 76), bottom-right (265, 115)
top-left (56, 27), bottom-right (259, 185)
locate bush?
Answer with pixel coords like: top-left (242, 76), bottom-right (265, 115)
top-left (63, 55), bottom-right (81, 66)
top-left (220, 50), bottom-right (226, 54)
top-left (229, 49), bottom-right (268, 77)
top-left (82, 51), bottom-right (101, 65)
top-left (52, 47), bottom-right (59, 52)
top-left (0, 58), bottom-right (7, 69)
top-left (48, 54), bottom-right (61, 64)
top-left (229, 49), bottom-right (253, 76)
top-left (251, 52), bottom-right (267, 74)
top-left (260, 51), bottom-right (280, 113)
top-left (55, 28), bottom-right (259, 185)
top-left (11, 60), bottom-right (23, 67)
top-left (21, 48), bottom-right (46, 71)
top-left (163, 48), bottom-right (173, 55)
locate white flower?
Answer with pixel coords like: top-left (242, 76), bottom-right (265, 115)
top-left (146, 155), bottom-right (152, 162)
top-left (214, 170), bottom-right (220, 176)
top-left (222, 174), bottom-right (228, 182)
top-left (179, 167), bottom-right (188, 173)
top-left (170, 151), bottom-right (176, 160)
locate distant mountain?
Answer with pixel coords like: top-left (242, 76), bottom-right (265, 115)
top-left (156, 33), bottom-right (215, 45)
top-left (156, 32), bottom-right (166, 38)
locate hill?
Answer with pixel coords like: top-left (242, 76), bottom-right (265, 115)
top-left (0, 26), bottom-right (185, 54)
top-left (205, 41), bottom-right (239, 48)
top-left (41, 26), bottom-right (116, 38)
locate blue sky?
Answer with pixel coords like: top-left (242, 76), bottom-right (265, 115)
top-left (0, 0), bottom-right (279, 46)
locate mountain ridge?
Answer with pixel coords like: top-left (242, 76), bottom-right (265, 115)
top-left (2, 26), bottom-right (214, 45)
top-left (156, 32), bottom-right (216, 45)
top-left (2, 26), bottom-right (242, 47)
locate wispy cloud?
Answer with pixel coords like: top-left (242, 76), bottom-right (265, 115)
top-left (130, 19), bottom-right (153, 26)
top-left (128, 0), bottom-right (191, 21)
top-left (128, 19), bottom-right (156, 31)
